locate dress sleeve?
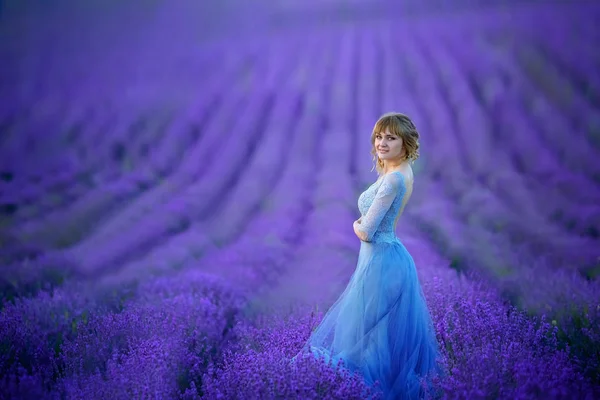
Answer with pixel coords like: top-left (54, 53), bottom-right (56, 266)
top-left (357, 173), bottom-right (405, 242)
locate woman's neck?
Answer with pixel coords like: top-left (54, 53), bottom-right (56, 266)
top-left (382, 159), bottom-right (407, 175)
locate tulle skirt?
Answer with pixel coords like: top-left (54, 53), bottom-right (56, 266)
top-left (294, 238), bottom-right (442, 400)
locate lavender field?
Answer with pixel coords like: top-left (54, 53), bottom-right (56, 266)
top-left (1, 1), bottom-right (600, 399)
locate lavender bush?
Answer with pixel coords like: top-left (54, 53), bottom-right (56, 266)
top-left (200, 310), bottom-right (383, 400)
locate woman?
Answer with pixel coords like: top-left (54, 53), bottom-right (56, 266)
top-left (294, 112), bottom-right (441, 399)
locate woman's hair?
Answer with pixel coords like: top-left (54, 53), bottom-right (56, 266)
top-left (370, 112), bottom-right (420, 174)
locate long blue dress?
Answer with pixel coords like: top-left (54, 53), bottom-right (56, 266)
top-left (294, 171), bottom-right (441, 400)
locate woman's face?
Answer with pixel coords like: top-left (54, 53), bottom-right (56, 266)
top-left (374, 129), bottom-right (404, 161)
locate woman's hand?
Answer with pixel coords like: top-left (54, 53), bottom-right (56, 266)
top-left (353, 218), bottom-right (368, 241)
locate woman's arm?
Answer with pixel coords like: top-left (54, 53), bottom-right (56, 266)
top-left (354, 173), bottom-right (404, 242)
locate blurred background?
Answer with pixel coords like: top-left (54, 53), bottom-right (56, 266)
top-left (0, 0), bottom-right (599, 395)
top-left (2, 0), bottom-right (599, 288)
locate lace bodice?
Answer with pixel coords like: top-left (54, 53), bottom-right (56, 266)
top-left (357, 171), bottom-right (411, 243)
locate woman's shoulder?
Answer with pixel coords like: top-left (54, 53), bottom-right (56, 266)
top-left (384, 169), bottom-right (414, 193)
top-left (385, 169), bottom-right (411, 184)
top-left (376, 171), bottom-right (404, 195)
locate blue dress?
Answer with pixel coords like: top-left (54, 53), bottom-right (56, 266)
top-left (294, 171), bottom-right (441, 400)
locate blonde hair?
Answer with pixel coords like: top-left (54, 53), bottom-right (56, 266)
top-left (370, 112), bottom-right (420, 175)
